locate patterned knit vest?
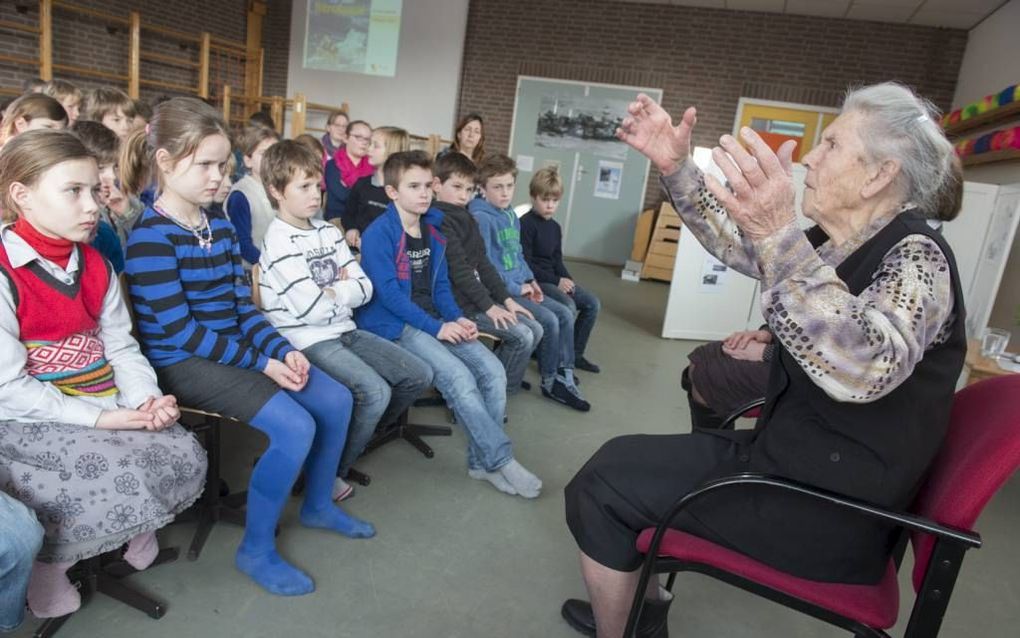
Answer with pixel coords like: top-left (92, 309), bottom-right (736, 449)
top-left (0, 242), bottom-right (116, 396)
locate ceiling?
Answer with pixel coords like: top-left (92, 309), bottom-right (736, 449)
top-left (614, 0), bottom-right (1010, 29)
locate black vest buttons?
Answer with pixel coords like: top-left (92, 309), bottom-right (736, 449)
top-left (830, 452), bottom-right (841, 462)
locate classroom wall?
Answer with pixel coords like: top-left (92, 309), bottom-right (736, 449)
top-left (953, 0), bottom-right (1020, 341)
top-left (0, 0), bottom-right (291, 102)
top-left (285, 0), bottom-right (470, 138)
top-left (458, 0), bottom-right (969, 208)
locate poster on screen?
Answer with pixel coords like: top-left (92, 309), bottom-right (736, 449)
top-left (594, 160), bottom-right (623, 199)
top-left (700, 255), bottom-right (729, 293)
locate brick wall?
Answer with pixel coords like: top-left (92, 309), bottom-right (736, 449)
top-left (458, 0), bottom-right (969, 207)
top-left (0, 0), bottom-right (289, 105)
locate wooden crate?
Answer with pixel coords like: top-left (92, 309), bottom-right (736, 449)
top-left (641, 202), bottom-right (682, 282)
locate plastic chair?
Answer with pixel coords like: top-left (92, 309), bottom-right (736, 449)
top-left (626, 375), bottom-right (1020, 637)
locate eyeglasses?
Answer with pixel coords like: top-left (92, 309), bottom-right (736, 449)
top-left (349, 134), bottom-right (370, 143)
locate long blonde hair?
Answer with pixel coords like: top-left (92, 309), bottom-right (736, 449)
top-left (119, 97), bottom-right (230, 196)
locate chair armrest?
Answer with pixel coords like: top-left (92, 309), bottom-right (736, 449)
top-left (645, 473), bottom-right (981, 562)
top-left (719, 398), bottom-right (766, 429)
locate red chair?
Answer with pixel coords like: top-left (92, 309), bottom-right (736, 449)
top-left (626, 375), bottom-right (1020, 637)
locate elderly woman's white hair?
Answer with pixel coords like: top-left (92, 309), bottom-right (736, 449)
top-left (842, 82), bottom-right (958, 220)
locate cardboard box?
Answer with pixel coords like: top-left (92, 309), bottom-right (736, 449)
top-left (630, 208), bottom-right (655, 262)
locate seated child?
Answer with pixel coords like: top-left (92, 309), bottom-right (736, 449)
top-left (81, 87), bottom-right (135, 140)
top-left (226, 124), bottom-right (280, 266)
top-left (122, 98), bottom-right (373, 597)
top-left (0, 94), bottom-right (67, 148)
top-left (42, 79), bottom-right (82, 126)
top-left (257, 141), bottom-right (432, 500)
top-left (520, 167), bottom-right (601, 373)
top-left (433, 152), bottom-right (542, 394)
top-left (357, 150), bottom-right (543, 498)
top-left (469, 155), bottom-right (590, 412)
top-left (71, 120), bottom-right (130, 271)
top-left (0, 129), bottom-right (206, 618)
top-left (343, 126), bottom-right (409, 250)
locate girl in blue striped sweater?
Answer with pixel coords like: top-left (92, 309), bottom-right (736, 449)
top-left (121, 98), bottom-right (374, 597)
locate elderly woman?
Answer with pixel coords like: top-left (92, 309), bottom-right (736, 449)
top-left (561, 82), bottom-right (966, 638)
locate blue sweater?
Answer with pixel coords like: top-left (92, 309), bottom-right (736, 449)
top-left (356, 205), bottom-right (463, 340)
top-left (323, 158), bottom-right (350, 222)
top-left (125, 206), bottom-right (293, 370)
top-left (225, 190), bottom-right (260, 264)
top-left (91, 220), bottom-right (125, 273)
top-left (468, 198), bottom-right (535, 296)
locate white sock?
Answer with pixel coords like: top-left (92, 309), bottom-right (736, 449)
top-left (498, 459), bottom-right (542, 498)
top-left (468, 468), bottom-right (517, 495)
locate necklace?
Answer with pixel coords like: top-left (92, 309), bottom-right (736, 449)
top-left (154, 202), bottom-right (213, 253)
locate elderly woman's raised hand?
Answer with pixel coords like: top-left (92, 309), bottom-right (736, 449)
top-left (705, 128), bottom-right (798, 242)
top-left (617, 94), bottom-right (696, 175)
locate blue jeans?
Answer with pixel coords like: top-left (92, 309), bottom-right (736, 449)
top-left (538, 283), bottom-right (601, 359)
top-left (515, 293), bottom-right (575, 380)
top-left (394, 325), bottom-right (512, 472)
top-left (471, 309), bottom-right (543, 393)
top-left (303, 330), bottom-right (434, 475)
top-left (0, 492), bottom-right (43, 631)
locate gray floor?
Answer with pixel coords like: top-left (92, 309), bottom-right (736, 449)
top-left (13, 262), bottom-right (1020, 637)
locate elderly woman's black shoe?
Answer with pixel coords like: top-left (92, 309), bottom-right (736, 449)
top-left (560, 597), bottom-right (671, 637)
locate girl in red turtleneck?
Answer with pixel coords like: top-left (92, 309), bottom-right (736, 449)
top-left (0, 129), bottom-right (206, 620)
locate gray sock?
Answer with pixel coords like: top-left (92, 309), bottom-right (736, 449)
top-left (498, 459), bottom-right (542, 498)
top-left (468, 468), bottom-right (517, 495)
top-left (541, 375), bottom-right (555, 391)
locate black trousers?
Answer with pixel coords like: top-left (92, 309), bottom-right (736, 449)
top-left (565, 431), bottom-right (752, 572)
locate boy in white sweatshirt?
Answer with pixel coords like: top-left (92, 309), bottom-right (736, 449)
top-left (257, 140), bottom-right (432, 500)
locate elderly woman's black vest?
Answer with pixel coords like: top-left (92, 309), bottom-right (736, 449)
top-left (702, 210), bottom-right (967, 584)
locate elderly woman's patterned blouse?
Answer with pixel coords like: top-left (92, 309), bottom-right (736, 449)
top-left (662, 161), bottom-right (956, 404)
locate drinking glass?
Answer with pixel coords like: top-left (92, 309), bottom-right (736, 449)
top-left (981, 328), bottom-right (1011, 359)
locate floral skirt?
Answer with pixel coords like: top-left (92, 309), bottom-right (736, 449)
top-left (0, 421), bottom-right (207, 563)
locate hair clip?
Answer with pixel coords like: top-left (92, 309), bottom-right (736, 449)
top-left (916, 114), bottom-right (929, 123)
top-left (145, 123), bottom-right (151, 135)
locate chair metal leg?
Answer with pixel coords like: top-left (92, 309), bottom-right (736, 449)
top-left (33, 613), bottom-right (73, 638)
top-left (362, 409), bottom-right (452, 459)
top-left (346, 467), bottom-right (371, 486)
top-left (95, 574), bottom-right (167, 619)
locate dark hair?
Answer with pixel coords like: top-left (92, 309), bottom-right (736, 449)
top-left (1, 94), bottom-right (68, 143)
top-left (260, 139), bottom-right (323, 208)
top-left (450, 113), bottom-right (485, 164)
top-left (22, 78), bottom-right (46, 93)
top-left (434, 151), bottom-right (478, 183)
top-left (346, 119), bottom-right (371, 136)
top-left (120, 97), bottom-right (230, 196)
top-left (133, 99), bottom-right (153, 122)
top-left (477, 153), bottom-right (517, 186)
top-left (247, 110), bottom-right (276, 131)
top-left (71, 119), bottom-right (120, 166)
top-left (383, 150), bottom-right (432, 188)
top-left (326, 109), bottom-right (349, 127)
top-left (0, 129), bottom-right (92, 221)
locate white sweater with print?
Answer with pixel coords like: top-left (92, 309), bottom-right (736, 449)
top-left (257, 218), bottom-right (372, 350)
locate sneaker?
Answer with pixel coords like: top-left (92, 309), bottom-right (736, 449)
top-left (332, 477), bottom-right (354, 502)
top-left (575, 356), bottom-right (601, 373)
top-left (542, 379), bottom-right (591, 412)
top-left (558, 368), bottom-right (580, 386)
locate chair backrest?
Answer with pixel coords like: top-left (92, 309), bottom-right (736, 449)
top-left (250, 264), bottom-right (262, 309)
top-left (910, 375), bottom-right (1020, 590)
top-left (513, 203), bottom-right (530, 218)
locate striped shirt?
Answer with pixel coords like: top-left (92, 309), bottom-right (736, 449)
top-left (125, 207), bottom-right (293, 370)
top-left (257, 218), bottom-right (372, 350)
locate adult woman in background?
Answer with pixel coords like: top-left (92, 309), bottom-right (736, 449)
top-left (562, 82), bottom-right (966, 637)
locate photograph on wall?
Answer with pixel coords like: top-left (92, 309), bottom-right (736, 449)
top-left (534, 94), bottom-right (631, 159)
top-left (594, 160), bottom-right (623, 199)
top-left (699, 255), bottom-right (729, 294)
top-left (303, 0), bottom-right (403, 77)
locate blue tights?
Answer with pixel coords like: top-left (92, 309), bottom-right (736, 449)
top-left (236, 366), bottom-right (375, 596)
